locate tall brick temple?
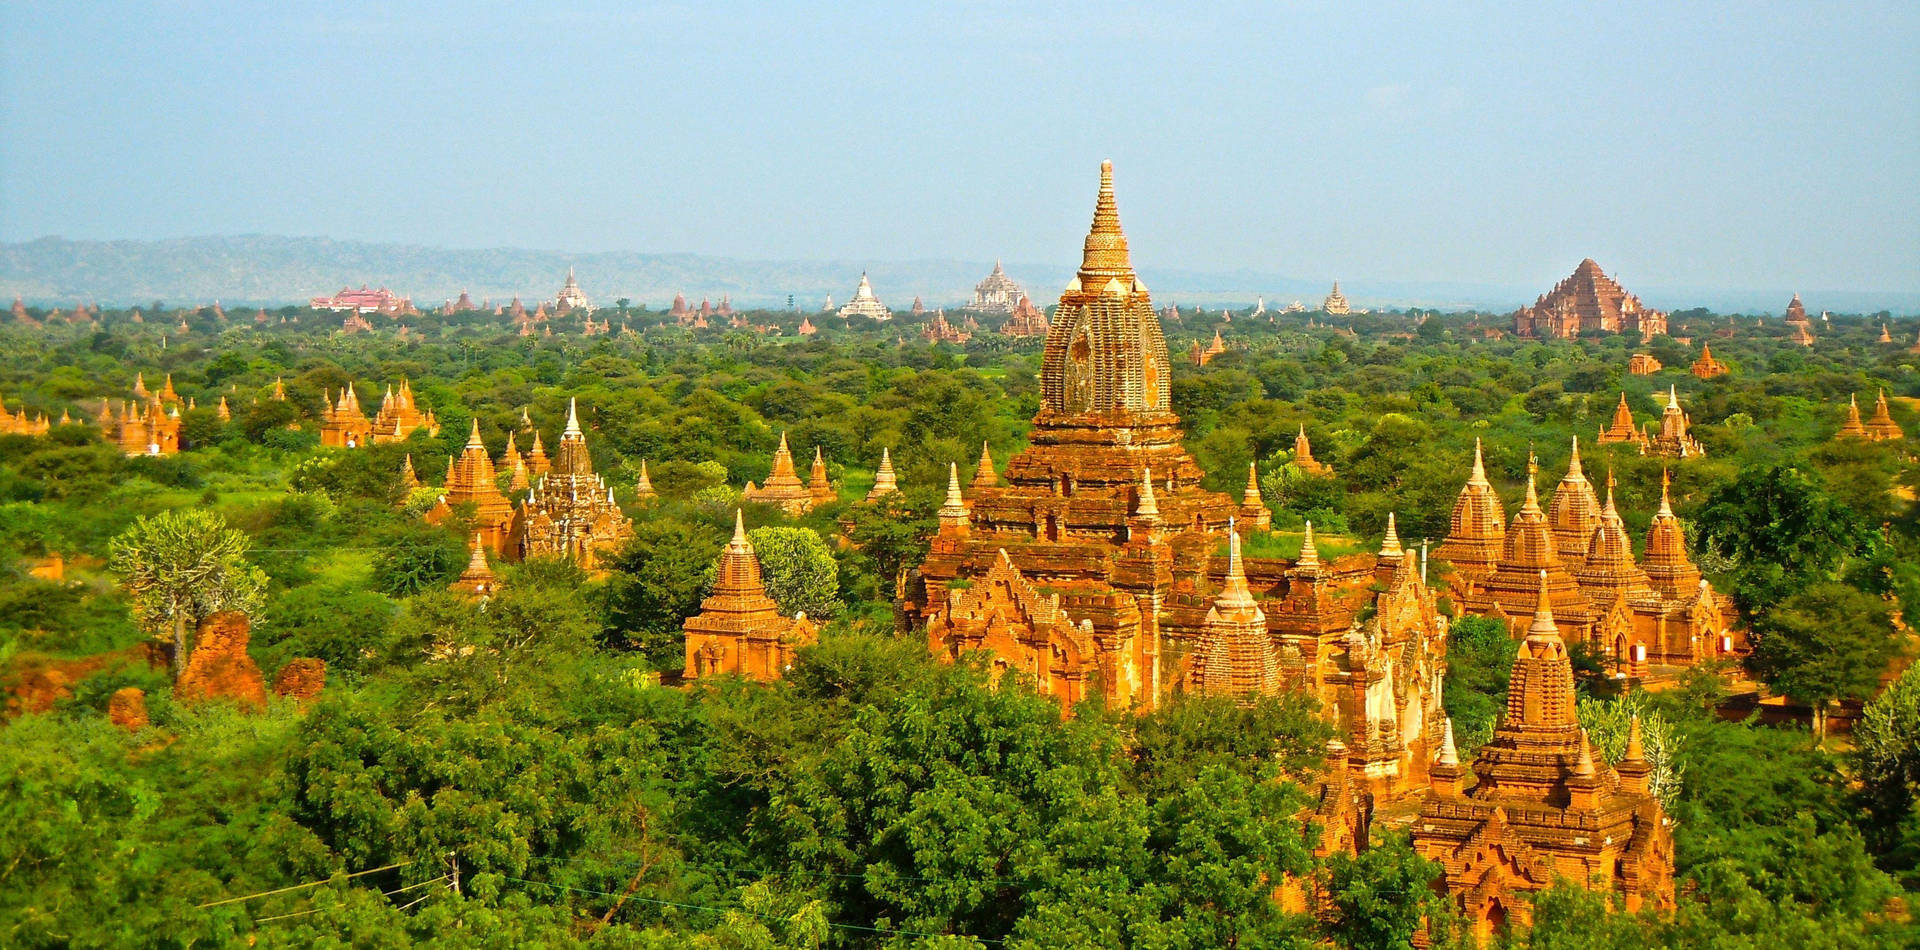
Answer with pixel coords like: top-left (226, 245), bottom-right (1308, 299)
top-left (908, 162), bottom-right (1448, 796)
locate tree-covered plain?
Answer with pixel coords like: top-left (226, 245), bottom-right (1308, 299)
top-left (1, 301), bottom-right (1916, 946)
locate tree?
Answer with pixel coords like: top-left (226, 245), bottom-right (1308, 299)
top-left (1443, 615), bottom-right (1519, 752)
top-left (1855, 662), bottom-right (1920, 865)
top-left (604, 516), bottom-right (726, 666)
top-left (1748, 582), bottom-right (1895, 736)
top-left (746, 526), bottom-right (842, 620)
top-left (370, 523), bottom-right (467, 596)
top-left (108, 507), bottom-right (267, 681)
top-left (1695, 465), bottom-right (1874, 620)
top-left (842, 493), bottom-right (933, 601)
top-left (1320, 836), bottom-right (1454, 950)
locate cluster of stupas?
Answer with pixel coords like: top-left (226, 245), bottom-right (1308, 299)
top-left (422, 399), bottom-right (633, 569)
top-left (669, 293), bottom-right (734, 328)
top-left (919, 310), bottom-right (973, 344)
top-left (999, 295), bottom-right (1049, 337)
top-left (871, 163), bottom-right (1451, 801)
top-left (1512, 259), bottom-right (1667, 341)
top-left (95, 372), bottom-right (183, 456)
top-left (969, 260), bottom-right (1027, 313)
top-left (1837, 390), bottom-right (1905, 442)
top-left (1322, 281), bottom-right (1352, 316)
top-left (1411, 580), bottom-right (1675, 937)
top-left (836, 273), bottom-right (892, 322)
top-left (0, 391), bottom-right (54, 437)
top-left (1437, 440), bottom-right (1743, 675)
top-left (741, 433), bottom-right (835, 516)
top-left (320, 380), bottom-right (440, 449)
top-left (1595, 388), bottom-right (1705, 459)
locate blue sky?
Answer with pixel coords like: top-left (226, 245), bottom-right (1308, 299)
top-left (3, 1), bottom-right (1916, 293)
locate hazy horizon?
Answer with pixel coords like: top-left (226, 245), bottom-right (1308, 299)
top-left (4, 1), bottom-right (1917, 297)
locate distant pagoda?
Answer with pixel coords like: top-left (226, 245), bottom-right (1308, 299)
top-left (999, 295), bottom-right (1049, 337)
top-left (837, 273), bottom-right (893, 322)
top-left (1322, 281), bottom-right (1352, 316)
top-left (1512, 260), bottom-right (1667, 341)
top-left (743, 432), bottom-right (821, 515)
top-left (970, 260), bottom-right (1026, 313)
top-left (554, 268), bottom-right (592, 314)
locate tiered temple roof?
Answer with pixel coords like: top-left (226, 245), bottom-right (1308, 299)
top-left (1596, 392), bottom-right (1648, 448)
top-left (426, 420), bottom-right (515, 553)
top-left (554, 267), bottom-right (592, 313)
top-left (1645, 386), bottom-right (1705, 459)
top-left (0, 393), bottom-right (52, 437)
top-left (1688, 343), bottom-right (1728, 379)
top-left (1413, 582), bottom-right (1674, 938)
top-left (1512, 259), bottom-right (1667, 341)
top-left (1000, 295), bottom-right (1050, 337)
top-left (1783, 293), bottom-right (1811, 326)
top-left (683, 511), bottom-right (821, 680)
top-left (743, 432), bottom-right (820, 515)
top-left (1434, 439), bottom-right (1506, 582)
top-left (1322, 281), bottom-right (1351, 315)
top-left (920, 310), bottom-right (972, 344)
top-left (911, 163), bottom-right (1447, 795)
top-left (1842, 390), bottom-right (1906, 442)
top-left (1192, 328), bottom-right (1227, 366)
top-left (370, 380), bottom-right (437, 443)
top-left (1546, 439), bottom-right (1601, 568)
top-left (1627, 353), bottom-right (1663, 375)
top-left (512, 398), bottom-right (632, 569)
top-left (971, 260), bottom-right (1027, 313)
top-left (450, 533), bottom-right (497, 598)
top-left (320, 386), bottom-right (373, 448)
top-left (837, 273), bottom-right (893, 322)
top-left (1461, 455), bottom-right (1592, 637)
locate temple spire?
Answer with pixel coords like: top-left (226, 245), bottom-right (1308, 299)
top-left (1567, 436), bottom-right (1584, 479)
top-left (467, 417), bottom-right (484, 448)
top-left (1077, 160), bottom-right (1134, 282)
top-left (1298, 520), bottom-right (1321, 569)
top-left (1242, 461), bottom-right (1262, 507)
top-left (1468, 437), bottom-right (1489, 486)
top-left (1380, 512), bottom-right (1403, 558)
top-left (1658, 468), bottom-right (1673, 517)
top-left (1527, 570), bottom-right (1560, 641)
top-left (1438, 717), bottom-right (1459, 766)
top-left (1217, 527), bottom-right (1256, 609)
top-left (563, 397), bottom-right (582, 438)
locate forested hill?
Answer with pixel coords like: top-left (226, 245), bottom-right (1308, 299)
top-left (1, 234), bottom-right (1526, 312)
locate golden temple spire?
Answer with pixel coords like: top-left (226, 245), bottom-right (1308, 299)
top-left (1242, 461), bottom-right (1262, 508)
top-left (466, 417), bottom-right (484, 448)
top-left (1298, 520), bottom-right (1321, 569)
top-left (938, 462), bottom-right (969, 534)
top-left (1217, 527), bottom-right (1257, 610)
top-left (1438, 717), bottom-right (1459, 767)
top-left (867, 447), bottom-right (899, 501)
top-left (1658, 468), bottom-right (1673, 518)
top-left (731, 507), bottom-right (749, 550)
top-left (1380, 512), bottom-right (1403, 558)
top-left (1468, 437), bottom-right (1489, 486)
top-left (1077, 160), bottom-right (1134, 283)
top-left (1574, 730), bottom-right (1596, 777)
top-left (1526, 570), bottom-right (1560, 641)
top-left (563, 397), bottom-right (582, 439)
top-left (1521, 460), bottom-right (1542, 515)
top-left (1625, 714), bottom-right (1646, 762)
top-left (973, 441), bottom-right (998, 490)
top-left (1667, 384), bottom-right (1680, 410)
top-left (1567, 436), bottom-right (1584, 479)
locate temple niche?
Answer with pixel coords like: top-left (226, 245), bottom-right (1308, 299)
top-left (970, 260), bottom-right (1026, 313)
top-left (1436, 441), bottom-right (1746, 677)
top-left (1512, 259), bottom-right (1667, 341)
top-left (908, 162), bottom-right (1448, 797)
top-left (511, 399), bottom-right (632, 570)
top-left (1412, 584), bottom-right (1675, 940)
top-left (683, 511), bottom-right (821, 681)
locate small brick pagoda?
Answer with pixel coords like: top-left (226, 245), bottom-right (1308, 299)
top-left (743, 432), bottom-right (821, 515)
top-left (683, 511), bottom-right (821, 680)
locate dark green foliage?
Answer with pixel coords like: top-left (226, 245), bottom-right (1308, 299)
top-left (1443, 614), bottom-right (1519, 751)
top-left (603, 515), bottom-right (727, 666)
top-left (1321, 836), bottom-right (1455, 950)
top-left (1748, 581), bottom-right (1896, 709)
top-left (369, 522), bottom-right (466, 596)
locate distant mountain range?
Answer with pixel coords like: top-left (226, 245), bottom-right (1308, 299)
top-left (3, 235), bottom-right (1915, 316)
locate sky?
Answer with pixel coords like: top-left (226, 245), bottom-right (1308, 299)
top-left (3, 0), bottom-right (1917, 295)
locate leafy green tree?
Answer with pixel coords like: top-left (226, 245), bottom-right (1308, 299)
top-left (1442, 615), bottom-right (1518, 752)
top-left (369, 523), bottom-right (467, 596)
top-left (1855, 662), bottom-right (1920, 871)
top-left (108, 507), bottom-right (268, 680)
top-left (1575, 694), bottom-right (1682, 806)
top-left (842, 492), bottom-right (933, 601)
top-left (605, 516), bottom-right (726, 666)
top-left (1748, 582), bottom-right (1895, 735)
top-left (1695, 465), bottom-right (1874, 619)
top-left (1320, 836), bottom-right (1454, 950)
top-left (745, 526), bottom-right (841, 621)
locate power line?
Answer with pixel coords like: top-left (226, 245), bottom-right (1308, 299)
top-left (196, 860), bottom-right (413, 908)
top-left (497, 874), bottom-right (1005, 945)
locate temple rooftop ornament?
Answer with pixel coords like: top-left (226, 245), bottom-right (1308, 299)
top-left (865, 447), bottom-right (900, 502)
top-left (511, 397), bottom-right (632, 570)
top-left (1322, 281), bottom-right (1351, 316)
